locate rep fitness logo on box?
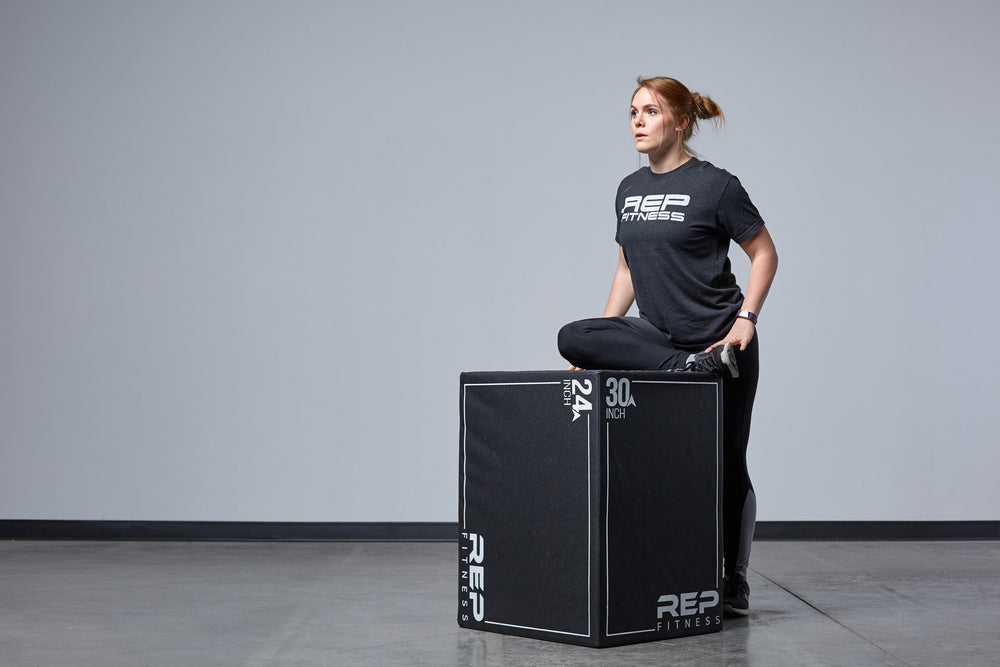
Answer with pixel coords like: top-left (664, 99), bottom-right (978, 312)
top-left (460, 532), bottom-right (485, 622)
top-left (657, 589), bottom-right (721, 632)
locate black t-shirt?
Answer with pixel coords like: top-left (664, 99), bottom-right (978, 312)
top-left (614, 158), bottom-right (765, 348)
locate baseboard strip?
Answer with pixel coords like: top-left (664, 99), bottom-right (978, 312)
top-left (1, 520), bottom-right (997, 541)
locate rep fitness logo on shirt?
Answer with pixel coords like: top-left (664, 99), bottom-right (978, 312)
top-left (620, 194), bottom-right (690, 222)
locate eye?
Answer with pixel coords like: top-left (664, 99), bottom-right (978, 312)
top-left (648, 108), bottom-right (658, 116)
top-left (630, 109), bottom-right (637, 118)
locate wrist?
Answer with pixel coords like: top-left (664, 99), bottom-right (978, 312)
top-left (737, 309), bottom-right (758, 325)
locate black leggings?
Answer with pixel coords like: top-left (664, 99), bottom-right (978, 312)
top-left (558, 316), bottom-right (758, 578)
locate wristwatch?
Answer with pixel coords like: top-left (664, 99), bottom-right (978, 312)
top-left (737, 310), bottom-right (758, 324)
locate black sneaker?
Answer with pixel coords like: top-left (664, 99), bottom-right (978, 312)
top-left (685, 343), bottom-right (739, 379)
top-left (723, 574), bottom-right (750, 616)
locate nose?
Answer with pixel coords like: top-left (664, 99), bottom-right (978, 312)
top-left (633, 113), bottom-right (643, 127)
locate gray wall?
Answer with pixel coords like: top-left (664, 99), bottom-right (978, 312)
top-left (2, 0), bottom-right (997, 522)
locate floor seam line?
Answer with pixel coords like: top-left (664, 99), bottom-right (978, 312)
top-left (750, 567), bottom-right (910, 666)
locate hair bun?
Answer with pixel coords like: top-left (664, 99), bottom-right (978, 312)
top-left (691, 91), bottom-right (723, 121)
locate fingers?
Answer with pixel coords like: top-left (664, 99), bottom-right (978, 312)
top-left (728, 338), bottom-right (748, 352)
top-left (707, 337), bottom-right (748, 353)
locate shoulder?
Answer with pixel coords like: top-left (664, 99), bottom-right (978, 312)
top-left (688, 159), bottom-right (738, 187)
top-left (687, 159), bottom-right (752, 206)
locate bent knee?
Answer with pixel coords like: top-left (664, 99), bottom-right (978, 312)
top-left (558, 318), bottom-right (602, 362)
top-left (557, 320), bottom-right (585, 358)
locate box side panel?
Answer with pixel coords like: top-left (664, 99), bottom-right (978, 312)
top-left (459, 374), bottom-right (598, 645)
top-left (602, 375), bottom-right (723, 643)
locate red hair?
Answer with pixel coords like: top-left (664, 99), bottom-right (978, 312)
top-left (633, 76), bottom-right (724, 152)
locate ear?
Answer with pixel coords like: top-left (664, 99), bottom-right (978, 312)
top-left (675, 115), bottom-right (691, 132)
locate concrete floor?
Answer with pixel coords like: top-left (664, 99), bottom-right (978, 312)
top-left (1, 540), bottom-right (997, 666)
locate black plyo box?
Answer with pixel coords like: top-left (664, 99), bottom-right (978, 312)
top-left (458, 370), bottom-right (724, 647)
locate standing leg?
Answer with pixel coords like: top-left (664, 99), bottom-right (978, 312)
top-left (722, 334), bottom-right (759, 616)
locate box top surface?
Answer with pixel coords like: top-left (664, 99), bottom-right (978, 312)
top-left (460, 369), bottom-right (719, 383)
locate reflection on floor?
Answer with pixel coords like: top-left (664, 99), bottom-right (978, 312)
top-left (1, 540), bottom-right (997, 666)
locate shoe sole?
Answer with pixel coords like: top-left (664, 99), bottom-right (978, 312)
top-left (720, 343), bottom-right (740, 379)
top-left (723, 602), bottom-right (750, 617)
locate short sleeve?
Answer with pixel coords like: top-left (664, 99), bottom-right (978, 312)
top-left (614, 198), bottom-right (621, 244)
top-left (717, 176), bottom-right (765, 244)
top-left (614, 181), bottom-right (625, 244)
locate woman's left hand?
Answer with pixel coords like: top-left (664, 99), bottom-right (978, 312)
top-left (705, 317), bottom-right (755, 352)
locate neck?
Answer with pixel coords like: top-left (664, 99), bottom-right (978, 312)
top-left (648, 148), bottom-right (691, 174)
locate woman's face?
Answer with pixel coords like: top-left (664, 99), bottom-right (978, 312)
top-left (630, 87), bottom-right (680, 158)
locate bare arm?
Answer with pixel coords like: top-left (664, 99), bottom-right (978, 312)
top-left (602, 245), bottom-right (635, 317)
top-left (706, 226), bottom-right (778, 352)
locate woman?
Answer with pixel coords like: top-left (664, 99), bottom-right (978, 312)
top-left (558, 76), bottom-right (778, 617)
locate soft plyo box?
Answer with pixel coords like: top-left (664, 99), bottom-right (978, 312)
top-left (458, 370), bottom-right (724, 647)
